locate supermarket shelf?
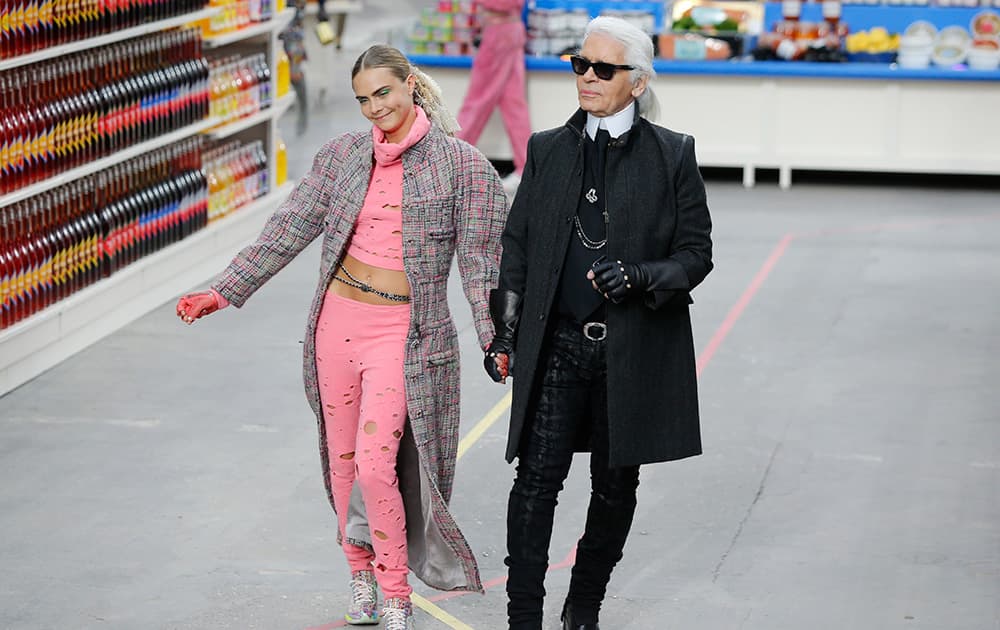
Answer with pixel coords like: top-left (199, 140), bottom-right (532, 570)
top-left (204, 8), bottom-right (295, 48)
top-left (0, 100), bottom-right (298, 208)
top-left (0, 181), bottom-right (295, 397)
top-left (0, 118), bottom-right (219, 209)
top-left (0, 7), bottom-right (220, 72)
top-left (304, 0), bottom-right (364, 16)
top-left (206, 93), bottom-right (297, 139)
top-left (410, 54), bottom-right (1000, 82)
top-left (425, 62), bottom-right (1000, 185)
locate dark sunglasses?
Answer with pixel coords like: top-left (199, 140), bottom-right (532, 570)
top-left (569, 55), bottom-right (635, 81)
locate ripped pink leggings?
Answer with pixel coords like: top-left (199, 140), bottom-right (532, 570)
top-left (314, 291), bottom-right (413, 601)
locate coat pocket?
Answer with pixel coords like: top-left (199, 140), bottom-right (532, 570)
top-left (427, 347), bottom-right (459, 366)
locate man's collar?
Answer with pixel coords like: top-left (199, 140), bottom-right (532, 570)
top-left (586, 101), bottom-right (636, 140)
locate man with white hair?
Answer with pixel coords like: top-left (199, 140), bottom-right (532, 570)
top-left (483, 16), bottom-right (714, 630)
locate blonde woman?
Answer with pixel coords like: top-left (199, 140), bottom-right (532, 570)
top-left (176, 45), bottom-right (507, 629)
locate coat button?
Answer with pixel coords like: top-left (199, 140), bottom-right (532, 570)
top-left (538, 314), bottom-right (545, 320)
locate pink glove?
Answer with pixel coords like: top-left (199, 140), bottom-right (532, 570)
top-left (176, 290), bottom-right (226, 324)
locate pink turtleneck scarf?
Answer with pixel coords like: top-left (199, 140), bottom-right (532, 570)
top-left (347, 106), bottom-right (431, 271)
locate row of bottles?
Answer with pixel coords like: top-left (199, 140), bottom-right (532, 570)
top-left (0, 0), bottom-right (207, 59)
top-left (0, 28), bottom-right (210, 195)
top-left (208, 53), bottom-right (272, 124)
top-left (204, 0), bottom-right (276, 36)
top-left (0, 137), bottom-right (207, 330)
top-left (205, 138), bottom-right (268, 224)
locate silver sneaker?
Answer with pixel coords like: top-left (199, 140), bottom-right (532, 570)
top-left (344, 570), bottom-right (379, 625)
top-left (381, 597), bottom-right (414, 630)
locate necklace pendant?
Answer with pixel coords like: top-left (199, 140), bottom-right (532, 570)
top-left (586, 188), bottom-right (598, 204)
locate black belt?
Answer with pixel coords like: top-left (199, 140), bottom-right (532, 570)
top-left (559, 315), bottom-right (607, 342)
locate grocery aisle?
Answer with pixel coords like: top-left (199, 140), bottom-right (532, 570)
top-left (3, 3), bottom-right (1000, 629)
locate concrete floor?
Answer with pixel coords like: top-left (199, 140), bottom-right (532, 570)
top-left (2, 3), bottom-right (999, 629)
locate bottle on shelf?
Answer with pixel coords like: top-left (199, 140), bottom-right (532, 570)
top-left (276, 48), bottom-right (290, 97)
top-left (275, 135), bottom-right (287, 187)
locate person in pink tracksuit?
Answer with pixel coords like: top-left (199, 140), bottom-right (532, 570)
top-left (457, 0), bottom-right (531, 190)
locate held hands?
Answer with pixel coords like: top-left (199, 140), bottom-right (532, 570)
top-left (483, 289), bottom-right (522, 384)
top-left (588, 259), bottom-right (644, 303)
top-left (176, 291), bottom-right (220, 325)
top-left (484, 337), bottom-right (513, 383)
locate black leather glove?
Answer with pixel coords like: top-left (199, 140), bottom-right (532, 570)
top-left (591, 259), bottom-right (688, 303)
top-left (590, 259), bottom-right (643, 303)
top-left (484, 288), bottom-right (521, 383)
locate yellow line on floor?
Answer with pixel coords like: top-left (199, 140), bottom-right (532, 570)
top-left (409, 391), bottom-right (511, 628)
top-left (411, 593), bottom-right (475, 630)
top-left (456, 390), bottom-right (512, 460)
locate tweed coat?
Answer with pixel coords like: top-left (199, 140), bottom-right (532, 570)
top-left (499, 108), bottom-right (713, 468)
top-left (212, 122), bottom-right (506, 593)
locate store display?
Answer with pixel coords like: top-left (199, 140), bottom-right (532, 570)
top-left (409, 2), bottom-right (477, 56)
top-left (0, 29), bottom-right (211, 194)
top-left (204, 139), bottom-right (269, 224)
top-left (0, 0), bottom-right (207, 59)
top-left (1, 137), bottom-right (207, 329)
top-left (1, 7), bottom-right (295, 341)
top-left (205, 0), bottom-right (276, 36)
top-left (845, 26), bottom-right (900, 60)
top-left (208, 53), bottom-right (273, 125)
top-left (524, 1), bottom-right (662, 56)
top-left (665, 5), bottom-right (749, 59)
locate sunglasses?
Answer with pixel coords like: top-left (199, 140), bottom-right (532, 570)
top-left (569, 55), bottom-right (635, 81)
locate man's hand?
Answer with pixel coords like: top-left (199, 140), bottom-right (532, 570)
top-left (483, 289), bottom-right (522, 383)
top-left (588, 259), bottom-right (643, 303)
top-left (484, 337), bottom-right (513, 383)
top-left (176, 291), bottom-right (220, 324)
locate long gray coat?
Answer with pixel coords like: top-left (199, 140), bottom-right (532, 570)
top-left (499, 109), bottom-right (713, 468)
top-left (213, 123), bottom-right (507, 592)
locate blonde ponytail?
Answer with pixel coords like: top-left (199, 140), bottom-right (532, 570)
top-left (410, 65), bottom-right (461, 136)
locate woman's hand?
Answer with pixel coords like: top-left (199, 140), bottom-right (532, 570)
top-left (176, 291), bottom-right (220, 324)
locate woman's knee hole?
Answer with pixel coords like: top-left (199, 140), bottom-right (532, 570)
top-left (363, 421), bottom-right (378, 435)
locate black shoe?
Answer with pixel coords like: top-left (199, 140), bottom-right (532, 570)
top-left (561, 602), bottom-right (600, 630)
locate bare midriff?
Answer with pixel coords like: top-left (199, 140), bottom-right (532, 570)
top-left (329, 206), bottom-right (410, 307)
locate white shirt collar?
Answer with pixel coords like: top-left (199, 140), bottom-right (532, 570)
top-left (586, 101), bottom-right (636, 140)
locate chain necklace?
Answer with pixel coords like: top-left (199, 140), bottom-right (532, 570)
top-left (574, 129), bottom-right (611, 250)
top-left (573, 215), bottom-right (606, 250)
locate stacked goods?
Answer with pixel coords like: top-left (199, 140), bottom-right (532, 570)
top-left (409, 1), bottom-right (477, 56)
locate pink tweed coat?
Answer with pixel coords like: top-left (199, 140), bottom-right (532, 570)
top-left (212, 123), bottom-right (507, 592)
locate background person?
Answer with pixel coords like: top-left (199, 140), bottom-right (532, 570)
top-left (456, 0), bottom-right (532, 195)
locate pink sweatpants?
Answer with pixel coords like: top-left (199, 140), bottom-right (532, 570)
top-left (456, 20), bottom-right (531, 174)
top-left (314, 291), bottom-right (413, 601)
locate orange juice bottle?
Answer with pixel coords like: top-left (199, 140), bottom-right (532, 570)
top-left (275, 136), bottom-right (287, 187)
top-left (276, 49), bottom-right (290, 97)
top-left (206, 160), bottom-right (222, 223)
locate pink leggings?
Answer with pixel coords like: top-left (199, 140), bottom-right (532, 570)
top-left (315, 291), bottom-right (413, 600)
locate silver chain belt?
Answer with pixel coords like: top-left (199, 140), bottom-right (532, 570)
top-left (334, 264), bottom-right (411, 303)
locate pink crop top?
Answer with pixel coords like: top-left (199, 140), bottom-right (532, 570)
top-left (347, 106), bottom-right (431, 271)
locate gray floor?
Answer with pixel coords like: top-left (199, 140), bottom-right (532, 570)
top-left (2, 4), bottom-right (999, 629)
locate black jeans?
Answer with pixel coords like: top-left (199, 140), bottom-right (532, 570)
top-left (506, 318), bottom-right (641, 630)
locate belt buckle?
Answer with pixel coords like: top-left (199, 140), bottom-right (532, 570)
top-left (582, 322), bottom-right (607, 341)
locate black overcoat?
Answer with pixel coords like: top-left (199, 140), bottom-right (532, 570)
top-left (499, 108), bottom-right (714, 467)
